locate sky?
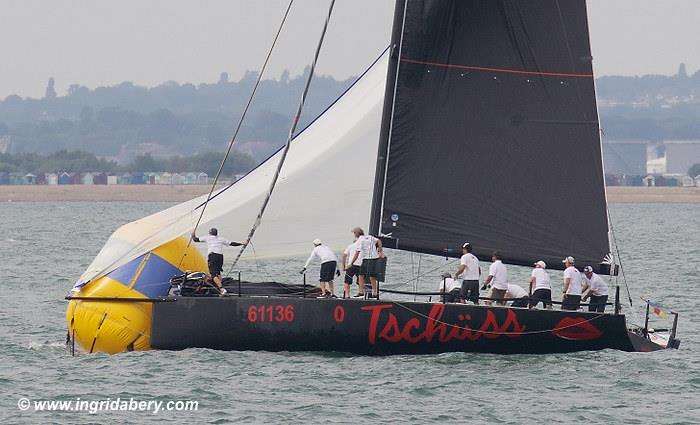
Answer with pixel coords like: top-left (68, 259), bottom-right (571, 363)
top-left (1, 0), bottom-right (699, 99)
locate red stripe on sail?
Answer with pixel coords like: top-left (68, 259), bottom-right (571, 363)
top-left (400, 57), bottom-right (594, 78)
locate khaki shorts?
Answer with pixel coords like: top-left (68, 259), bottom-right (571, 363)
top-left (490, 288), bottom-right (507, 303)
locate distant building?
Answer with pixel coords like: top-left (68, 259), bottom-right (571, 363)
top-left (603, 141), bottom-right (647, 176)
top-left (665, 140), bottom-right (700, 175)
top-left (47, 173), bottom-right (58, 185)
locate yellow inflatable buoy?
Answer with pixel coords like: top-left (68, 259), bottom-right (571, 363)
top-left (66, 236), bottom-right (206, 354)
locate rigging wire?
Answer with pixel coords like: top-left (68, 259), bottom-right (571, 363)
top-left (608, 213), bottom-right (633, 308)
top-left (228, 0), bottom-right (337, 270)
top-left (176, 0), bottom-right (295, 270)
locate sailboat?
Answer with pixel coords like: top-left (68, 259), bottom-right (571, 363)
top-left (66, 0), bottom-right (680, 355)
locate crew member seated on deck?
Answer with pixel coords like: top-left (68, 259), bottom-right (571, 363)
top-left (192, 228), bottom-right (246, 296)
top-left (438, 272), bottom-right (462, 303)
top-left (506, 284), bottom-right (529, 307)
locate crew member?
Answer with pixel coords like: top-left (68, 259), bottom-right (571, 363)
top-left (455, 242), bottom-right (480, 304)
top-left (506, 284), bottom-right (529, 307)
top-left (192, 228), bottom-right (246, 295)
top-left (529, 260), bottom-right (552, 309)
top-left (438, 272), bottom-right (462, 303)
top-left (301, 239), bottom-right (339, 298)
top-left (582, 265), bottom-right (609, 312)
top-left (562, 256), bottom-right (582, 310)
top-left (484, 251), bottom-right (508, 305)
top-left (342, 235), bottom-right (363, 298)
top-left (348, 227), bottom-right (385, 298)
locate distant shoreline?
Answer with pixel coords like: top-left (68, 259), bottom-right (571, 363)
top-left (0, 185), bottom-right (699, 203)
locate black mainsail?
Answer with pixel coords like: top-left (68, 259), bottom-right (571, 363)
top-left (371, 0), bottom-right (613, 274)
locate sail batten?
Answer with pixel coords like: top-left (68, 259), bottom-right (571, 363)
top-left (373, 0), bottom-right (612, 274)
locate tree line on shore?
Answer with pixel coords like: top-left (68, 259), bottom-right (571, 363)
top-left (0, 150), bottom-right (255, 177)
top-left (0, 63), bottom-right (698, 161)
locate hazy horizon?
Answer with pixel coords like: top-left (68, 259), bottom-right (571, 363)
top-left (2, 0), bottom-right (699, 99)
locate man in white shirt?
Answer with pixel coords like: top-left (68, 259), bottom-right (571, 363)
top-left (348, 227), bottom-right (385, 298)
top-left (484, 252), bottom-right (508, 305)
top-left (528, 260), bottom-right (552, 309)
top-left (192, 228), bottom-right (246, 295)
top-left (301, 239), bottom-right (339, 298)
top-left (562, 256), bottom-right (582, 310)
top-left (506, 284), bottom-right (529, 308)
top-left (341, 236), bottom-right (363, 298)
top-left (455, 242), bottom-right (480, 304)
top-left (581, 265), bottom-right (609, 312)
top-left (438, 272), bottom-right (462, 303)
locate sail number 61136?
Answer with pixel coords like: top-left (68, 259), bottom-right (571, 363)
top-left (247, 305), bottom-right (295, 322)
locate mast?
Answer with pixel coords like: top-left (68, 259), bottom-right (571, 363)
top-left (369, 0), bottom-right (407, 236)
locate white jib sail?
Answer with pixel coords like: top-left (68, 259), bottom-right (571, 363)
top-left (76, 50), bottom-right (389, 286)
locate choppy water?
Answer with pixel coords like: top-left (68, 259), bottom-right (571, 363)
top-left (1, 202), bottom-right (698, 424)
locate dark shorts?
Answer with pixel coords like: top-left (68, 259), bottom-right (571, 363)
top-left (511, 297), bottom-right (529, 308)
top-left (530, 288), bottom-right (552, 308)
top-left (207, 253), bottom-right (224, 276)
top-left (562, 294), bottom-right (582, 311)
top-left (360, 258), bottom-right (380, 279)
top-left (320, 261), bottom-right (337, 282)
top-left (344, 265), bottom-right (361, 284)
top-left (443, 289), bottom-right (461, 303)
top-left (589, 295), bottom-right (608, 312)
top-left (460, 280), bottom-right (480, 304)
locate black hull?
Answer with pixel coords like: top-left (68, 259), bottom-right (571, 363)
top-left (151, 297), bottom-right (664, 354)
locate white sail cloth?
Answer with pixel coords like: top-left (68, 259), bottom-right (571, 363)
top-left (76, 51), bottom-right (389, 286)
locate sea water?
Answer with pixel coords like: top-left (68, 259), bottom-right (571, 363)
top-left (0, 202), bottom-right (698, 424)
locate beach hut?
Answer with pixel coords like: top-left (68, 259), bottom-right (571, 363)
top-left (171, 173), bottom-right (184, 185)
top-left (117, 173), bottom-right (131, 185)
top-left (197, 172), bottom-right (208, 185)
top-left (159, 172), bottom-right (172, 185)
top-left (70, 173), bottom-right (82, 184)
top-left (107, 175), bottom-right (118, 185)
top-left (35, 173), bottom-right (47, 185)
top-left (0, 172), bottom-right (9, 185)
top-left (58, 172), bottom-right (71, 185)
top-left (47, 173), bottom-right (58, 185)
top-left (82, 172), bottom-right (94, 185)
top-left (130, 172), bottom-right (145, 185)
top-left (93, 173), bottom-right (108, 185)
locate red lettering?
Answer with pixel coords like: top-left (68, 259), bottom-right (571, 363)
top-left (361, 304), bottom-right (394, 344)
top-left (361, 304), bottom-right (526, 345)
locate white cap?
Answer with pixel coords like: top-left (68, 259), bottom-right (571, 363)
top-left (562, 256), bottom-right (575, 264)
top-left (534, 260), bottom-right (546, 269)
top-left (583, 265), bottom-right (593, 273)
top-left (312, 238), bottom-right (322, 245)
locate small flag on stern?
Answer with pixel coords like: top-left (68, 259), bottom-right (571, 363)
top-left (644, 299), bottom-right (669, 318)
